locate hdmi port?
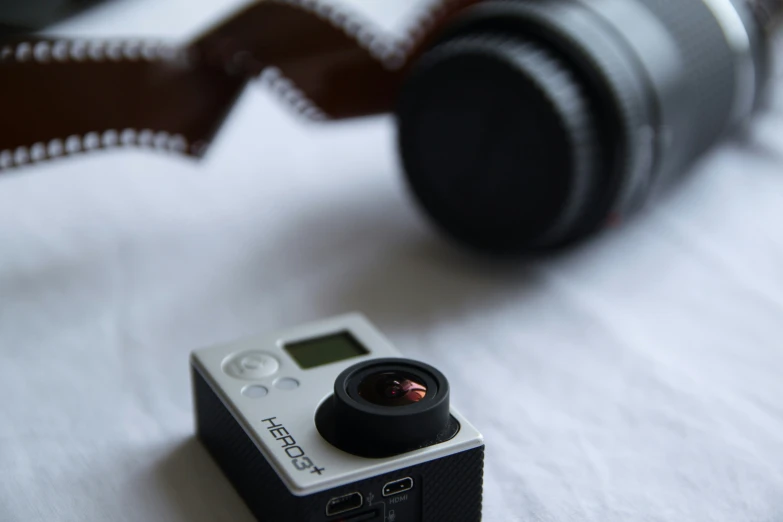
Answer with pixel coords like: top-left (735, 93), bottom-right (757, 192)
top-left (383, 477), bottom-right (414, 497)
top-left (326, 492), bottom-right (363, 516)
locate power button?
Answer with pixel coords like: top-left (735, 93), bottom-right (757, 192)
top-left (223, 351), bottom-right (280, 380)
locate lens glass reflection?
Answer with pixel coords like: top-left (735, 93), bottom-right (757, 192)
top-left (357, 371), bottom-right (428, 406)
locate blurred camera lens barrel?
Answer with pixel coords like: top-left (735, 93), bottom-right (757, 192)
top-left (396, 0), bottom-right (779, 254)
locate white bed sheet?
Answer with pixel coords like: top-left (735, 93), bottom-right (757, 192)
top-left (1, 1), bottom-right (783, 520)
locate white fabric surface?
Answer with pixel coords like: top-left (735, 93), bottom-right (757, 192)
top-left (2, 1), bottom-right (783, 520)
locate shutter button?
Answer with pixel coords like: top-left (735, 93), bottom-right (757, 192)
top-left (223, 351), bottom-right (280, 380)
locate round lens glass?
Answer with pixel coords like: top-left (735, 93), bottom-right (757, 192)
top-left (357, 371), bottom-right (428, 407)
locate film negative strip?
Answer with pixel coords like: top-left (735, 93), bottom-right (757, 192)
top-left (0, 0), bottom-right (482, 172)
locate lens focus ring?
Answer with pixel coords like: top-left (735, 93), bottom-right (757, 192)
top-left (642, 0), bottom-right (741, 152)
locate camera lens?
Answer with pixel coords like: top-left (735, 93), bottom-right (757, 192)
top-left (314, 358), bottom-right (459, 458)
top-left (397, 0), bottom-right (772, 253)
top-left (357, 371), bottom-right (428, 406)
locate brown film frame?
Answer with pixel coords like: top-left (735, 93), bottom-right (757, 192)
top-left (0, 0), bottom-right (483, 171)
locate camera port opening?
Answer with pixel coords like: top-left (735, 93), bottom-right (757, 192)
top-left (382, 477), bottom-right (414, 497)
top-left (325, 492), bottom-right (363, 517)
top-left (339, 509), bottom-right (380, 521)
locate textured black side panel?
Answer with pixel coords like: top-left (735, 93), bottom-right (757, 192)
top-left (420, 445), bottom-right (484, 522)
top-left (192, 365), bottom-right (316, 522)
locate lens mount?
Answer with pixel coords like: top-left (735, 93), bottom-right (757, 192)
top-left (315, 358), bottom-right (459, 458)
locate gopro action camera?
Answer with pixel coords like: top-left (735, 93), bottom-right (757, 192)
top-left (191, 314), bottom-right (484, 522)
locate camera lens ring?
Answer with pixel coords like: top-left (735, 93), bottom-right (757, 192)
top-left (315, 358), bottom-right (458, 458)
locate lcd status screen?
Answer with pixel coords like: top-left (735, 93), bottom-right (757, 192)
top-left (284, 331), bottom-right (368, 369)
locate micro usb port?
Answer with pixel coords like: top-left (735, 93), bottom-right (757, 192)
top-left (382, 477), bottom-right (414, 497)
top-left (325, 492), bottom-right (363, 516)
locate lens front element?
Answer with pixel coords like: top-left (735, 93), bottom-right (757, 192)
top-left (315, 358), bottom-right (458, 457)
top-left (358, 371), bottom-right (428, 406)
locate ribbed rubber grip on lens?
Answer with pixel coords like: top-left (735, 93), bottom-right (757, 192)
top-left (397, 34), bottom-right (604, 251)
